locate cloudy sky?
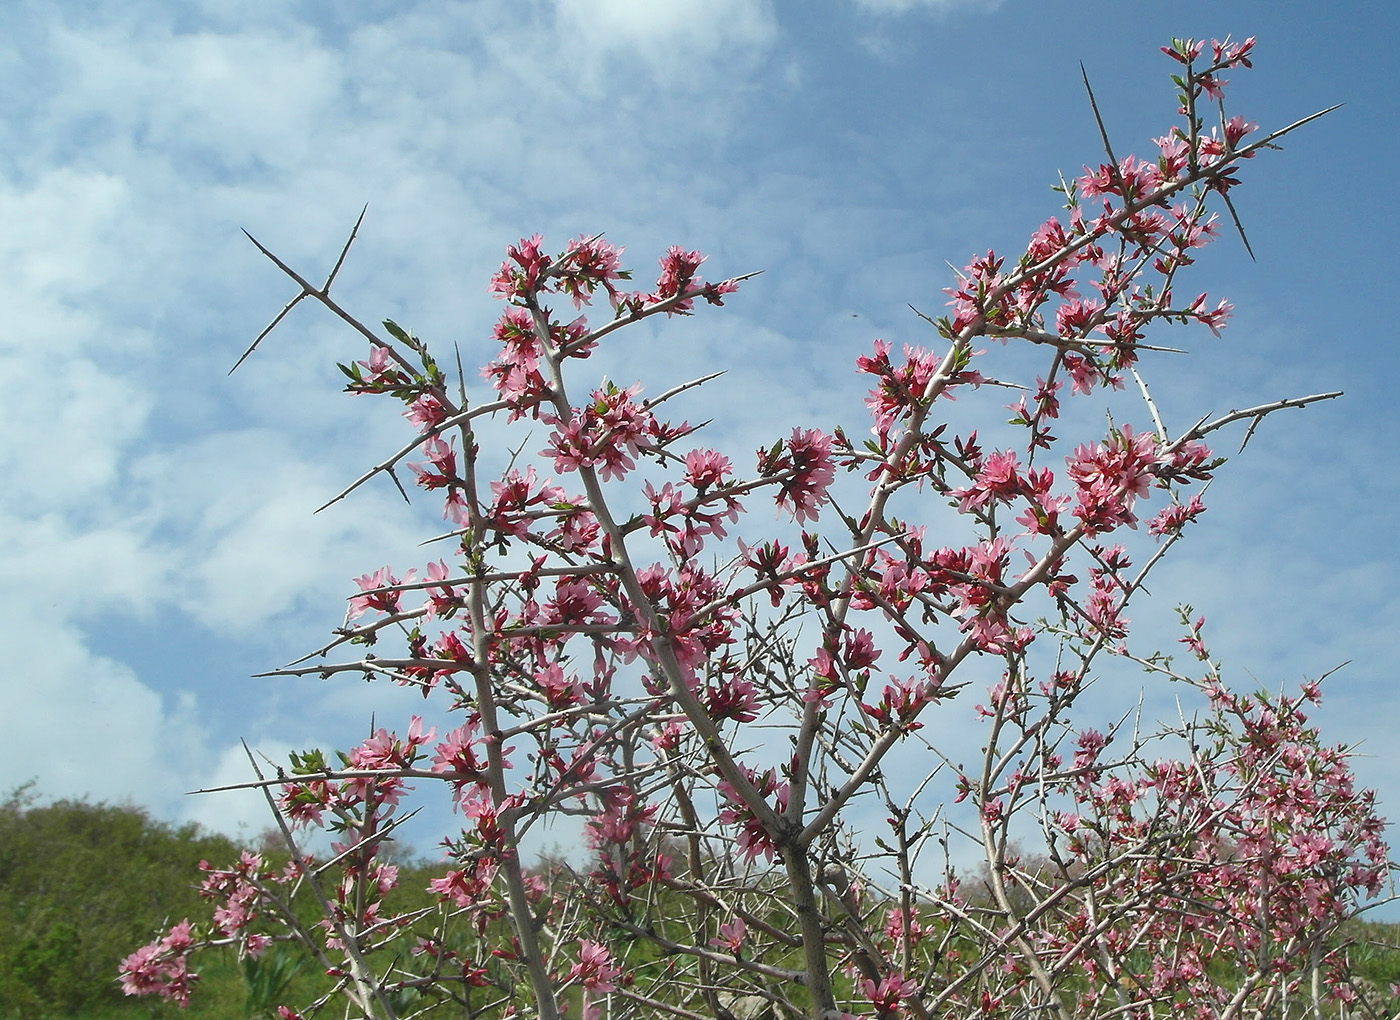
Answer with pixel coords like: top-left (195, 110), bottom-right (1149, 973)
top-left (4, 0), bottom-right (1398, 890)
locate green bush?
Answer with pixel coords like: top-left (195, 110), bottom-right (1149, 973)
top-left (0, 785), bottom-right (474, 1019)
top-left (0, 785), bottom-right (241, 1018)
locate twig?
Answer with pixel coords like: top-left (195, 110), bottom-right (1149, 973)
top-left (314, 399), bottom-right (510, 513)
top-left (1170, 390), bottom-right (1342, 453)
top-left (231, 205), bottom-right (370, 374)
top-left (1080, 63), bottom-right (1127, 200)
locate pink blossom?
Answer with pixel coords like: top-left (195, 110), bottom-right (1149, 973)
top-left (403, 393), bottom-right (448, 430)
top-left (768, 427), bottom-right (835, 523)
top-left (705, 674), bottom-right (759, 722)
top-left (711, 916), bottom-right (747, 954)
top-left (408, 436), bottom-right (458, 491)
top-left (541, 382), bottom-right (654, 481)
top-left (428, 860), bottom-right (498, 908)
top-left (1055, 298), bottom-right (1102, 337)
top-left (862, 676), bottom-right (939, 730)
top-left (542, 576), bottom-right (607, 627)
top-left (569, 940), bottom-right (620, 992)
top-left (882, 907), bottom-right (926, 946)
top-left (355, 345), bottom-right (397, 386)
top-left (1223, 115), bottom-right (1258, 150)
top-left (483, 306), bottom-right (549, 410)
top-left (862, 972), bottom-right (917, 1014)
top-left (1079, 155), bottom-right (1163, 200)
top-left (951, 449), bottom-right (1023, 513)
top-left (347, 716), bottom-right (435, 771)
top-left (534, 663), bottom-right (586, 709)
top-left (488, 234), bottom-right (550, 302)
top-left (1161, 38), bottom-right (1205, 64)
top-left (1213, 36), bottom-right (1256, 67)
top-left (717, 769), bottom-right (788, 863)
top-left (1061, 353), bottom-right (1099, 396)
top-left (423, 558), bottom-right (460, 619)
top-left (119, 922), bottom-right (200, 1005)
top-left (1149, 492), bottom-right (1206, 537)
top-left (859, 339), bottom-right (949, 434)
top-left (683, 448), bottom-right (732, 490)
top-left (1190, 294), bottom-right (1234, 336)
top-left (348, 566), bottom-right (416, 620)
top-left (1065, 424), bottom-right (1160, 534)
top-left (559, 235), bottom-right (625, 308)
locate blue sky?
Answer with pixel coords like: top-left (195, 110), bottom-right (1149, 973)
top-left (4, 0), bottom-right (1398, 890)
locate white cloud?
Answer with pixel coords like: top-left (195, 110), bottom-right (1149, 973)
top-left (120, 426), bottom-right (421, 633)
top-left (553, 0), bottom-right (778, 70)
top-left (0, 606), bottom-right (205, 810)
top-left (180, 738), bottom-right (305, 842)
top-left (45, 19), bottom-right (342, 171)
top-left (0, 168), bottom-right (133, 300)
top-left (850, 0), bottom-right (1003, 13)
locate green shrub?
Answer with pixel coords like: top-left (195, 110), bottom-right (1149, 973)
top-left (0, 785), bottom-right (239, 1018)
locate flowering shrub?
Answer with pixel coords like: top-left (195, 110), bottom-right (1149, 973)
top-left (124, 37), bottom-right (1391, 1020)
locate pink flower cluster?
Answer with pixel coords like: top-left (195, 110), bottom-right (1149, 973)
top-left (718, 767), bottom-right (791, 863)
top-left (542, 382), bottom-right (668, 482)
top-left (118, 919), bottom-right (198, 1005)
top-left (758, 426), bottom-right (836, 523)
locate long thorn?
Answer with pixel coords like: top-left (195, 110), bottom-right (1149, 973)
top-left (243, 228), bottom-right (321, 292)
top-left (454, 341), bottom-right (468, 405)
top-left (1219, 190), bottom-right (1256, 261)
top-left (231, 291), bottom-right (307, 374)
top-left (386, 463), bottom-right (411, 505)
top-left (324, 204), bottom-right (368, 292)
top-left (1080, 63), bottom-right (1125, 197)
top-left (1242, 103), bottom-right (1344, 152)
